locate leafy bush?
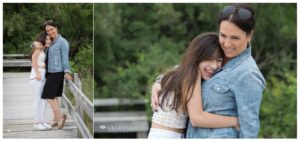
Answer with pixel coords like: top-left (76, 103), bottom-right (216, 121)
top-left (259, 71), bottom-right (296, 138)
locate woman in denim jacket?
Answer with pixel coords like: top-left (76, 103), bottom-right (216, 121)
top-left (41, 20), bottom-right (73, 129)
top-left (151, 4), bottom-right (266, 138)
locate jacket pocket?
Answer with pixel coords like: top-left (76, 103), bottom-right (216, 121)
top-left (207, 79), bottom-right (234, 108)
top-left (211, 81), bottom-right (230, 94)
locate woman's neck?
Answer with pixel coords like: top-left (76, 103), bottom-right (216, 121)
top-left (52, 34), bottom-right (58, 40)
top-left (223, 57), bottom-right (231, 65)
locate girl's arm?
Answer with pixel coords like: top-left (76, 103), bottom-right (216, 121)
top-left (31, 49), bottom-right (41, 81)
top-left (187, 74), bottom-right (239, 128)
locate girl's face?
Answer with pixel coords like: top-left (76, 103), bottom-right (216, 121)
top-left (219, 20), bottom-right (252, 59)
top-left (45, 35), bottom-right (51, 48)
top-left (199, 58), bottom-right (223, 80)
top-left (45, 25), bottom-right (58, 39)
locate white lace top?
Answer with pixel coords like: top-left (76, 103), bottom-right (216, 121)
top-left (37, 51), bottom-right (46, 67)
top-left (152, 92), bottom-right (188, 129)
top-left (30, 51), bottom-right (46, 80)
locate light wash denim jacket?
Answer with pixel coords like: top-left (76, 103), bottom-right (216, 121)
top-left (46, 34), bottom-right (71, 73)
top-left (186, 46), bottom-right (266, 138)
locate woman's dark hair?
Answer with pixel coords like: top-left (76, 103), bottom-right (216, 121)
top-left (159, 32), bottom-right (224, 113)
top-left (218, 3), bottom-right (255, 34)
top-left (30, 32), bottom-right (48, 61)
top-left (43, 20), bottom-right (58, 31)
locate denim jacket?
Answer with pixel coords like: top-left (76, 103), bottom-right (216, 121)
top-left (46, 34), bottom-right (71, 73)
top-left (186, 46), bottom-right (266, 138)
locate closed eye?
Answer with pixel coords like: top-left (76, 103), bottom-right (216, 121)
top-left (231, 36), bottom-right (240, 40)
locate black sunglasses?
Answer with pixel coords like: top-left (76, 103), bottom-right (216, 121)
top-left (222, 5), bottom-right (252, 21)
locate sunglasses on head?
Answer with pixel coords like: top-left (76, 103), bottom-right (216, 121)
top-left (222, 5), bottom-right (252, 21)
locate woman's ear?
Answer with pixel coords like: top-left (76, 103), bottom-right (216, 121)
top-left (247, 30), bottom-right (254, 42)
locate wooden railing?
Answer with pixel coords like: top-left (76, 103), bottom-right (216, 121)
top-left (94, 98), bottom-right (149, 138)
top-left (62, 73), bottom-right (93, 138)
top-left (4, 54), bottom-right (94, 138)
top-left (3, 54), bottom-right (31, 67)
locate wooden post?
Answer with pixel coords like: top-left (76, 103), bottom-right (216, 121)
top-left (61, 80), bottom-right (66, 109)
top-left (73, 73), bottom-right (84, 120)
top-left (74, 73), bottom-right (82, 90)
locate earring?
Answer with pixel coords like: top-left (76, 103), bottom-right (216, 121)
top-left (247, 41), bottom-right (251, 48)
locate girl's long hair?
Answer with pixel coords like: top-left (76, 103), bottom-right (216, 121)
top-left (30, 31), bottom-right (47, 61)
top-left (159, 32), bottom-right (224, 114)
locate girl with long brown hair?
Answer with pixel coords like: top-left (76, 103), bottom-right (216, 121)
top-left (29, 32), bottom-right (52, 130)
top-left (148, 32), bottom-right (239, 138)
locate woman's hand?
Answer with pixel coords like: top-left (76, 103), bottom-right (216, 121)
top-left (151, 82), bottom-right (161, 111)
top-left (35, 73), bottom-right (42, 81)
top-left (65, 73), bottom-right (73, 81)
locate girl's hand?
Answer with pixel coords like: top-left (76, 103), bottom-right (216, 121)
top-left (234, 123), bottom-right (240, 131)
top-left (35, 73), bottom-right (42, 81)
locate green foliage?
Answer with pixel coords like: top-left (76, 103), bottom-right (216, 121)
top-left (259, 71), bottom-right (296, 138)
top-left (70, 45), bottom-right (93, 77)
top-left (3, 3), bottom-right (93, 57)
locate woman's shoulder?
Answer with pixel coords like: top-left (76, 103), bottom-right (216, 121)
top-left (59, 36), bottom-right (69, 47)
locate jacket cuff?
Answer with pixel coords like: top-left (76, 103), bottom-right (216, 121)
top-left (64, 70), bottom-right (72, 74)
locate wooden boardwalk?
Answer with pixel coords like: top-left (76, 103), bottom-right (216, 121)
top-left (3, 72), bottom-right (78, 138)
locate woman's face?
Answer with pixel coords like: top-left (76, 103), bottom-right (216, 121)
top-left (45, 25), bottom-right (58, 39)
top-left (219, 20), bottom-right (252, 59)
top-left (199, 58), bottom-right (223, 80)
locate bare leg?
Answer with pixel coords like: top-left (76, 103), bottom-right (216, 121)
top-left (52, 97), bottom-right (60, 122)
top-left (55, 97), bottom-right (60, 107)
top-left (47, 99), bottom-right (63, 122)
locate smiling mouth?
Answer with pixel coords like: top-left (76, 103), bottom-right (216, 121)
top-left (204, 68), bottom-right (214, 76)
top-left (224, 48), bottom-right (235, 53)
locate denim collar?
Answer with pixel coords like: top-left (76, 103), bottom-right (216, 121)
top-left (221, 45), bottom-right (252, 72)
top-left (51, 34), bottom-right (61, 45)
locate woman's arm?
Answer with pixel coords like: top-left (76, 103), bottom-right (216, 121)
top-left (60, 39), bottom-right (72, 80)
top-left (31, 49), bottom-right (41, 81)
top-left (187, 75), bottom-right (239, 128)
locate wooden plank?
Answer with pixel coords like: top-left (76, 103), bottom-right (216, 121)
top-left (3, 54), bottom-right (29, 58)
top-left (94, 111), bottom-right (147, 121)
top-left (94, 98), bottom-right (145, 107)
top-left (3, 59), bottom-right (31, 67)
top-left (62, 94), bottom-right (93, 138)
top-left (3, 129), bottom-right (78, 138)
top-left (3, 72), bottom-right (78, 138)
top-left (66, 80), bottom-right (93, 120)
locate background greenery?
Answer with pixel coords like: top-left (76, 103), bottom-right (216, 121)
top-left (3, 3), bottom-right (94, 135)
top-left (94, 3), bottom-right (296, 138)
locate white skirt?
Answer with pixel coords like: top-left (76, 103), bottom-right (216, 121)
top-left (148, 128), bottom-right (184, 139)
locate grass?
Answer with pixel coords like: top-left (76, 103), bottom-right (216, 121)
top-left (81, 74), bottom-right (94, 102)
